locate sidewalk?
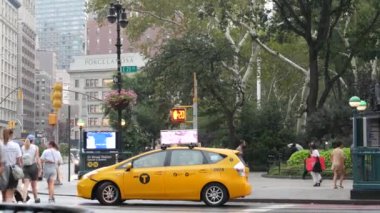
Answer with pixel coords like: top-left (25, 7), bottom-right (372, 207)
top-left (35, 166), bottom-right (379, 205)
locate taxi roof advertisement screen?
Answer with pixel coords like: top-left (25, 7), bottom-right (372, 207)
top-left (160, 129), bottom-right (198, 145)
top-left (84, 131), bottom-right (117, 150)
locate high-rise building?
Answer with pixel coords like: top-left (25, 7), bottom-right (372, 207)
top-left (35, 0), bottom-right (86, 70)
top-left (0, 0), bottom-right (20, 131)
top-left (18, 0), bottom-right (37, 136)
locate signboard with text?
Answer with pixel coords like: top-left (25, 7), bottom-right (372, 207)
top-left (160, 129), bottom-right (198, 145)
top-left (84, 153), bottom-right (116, 170)
top-left (121, 66), bottom-right (138, 73)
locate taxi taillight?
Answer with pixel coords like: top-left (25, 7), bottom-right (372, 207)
top-left (234, 162), bottom-right (246, 177)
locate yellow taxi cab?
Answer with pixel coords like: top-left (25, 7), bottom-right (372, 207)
top-left (77, 146), bottom-right (251, 206)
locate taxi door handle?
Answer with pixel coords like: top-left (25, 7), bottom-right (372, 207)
top-left (199, 169), bottom-right (208, 173)
top-left (154, 171), bottom-right (163, 175)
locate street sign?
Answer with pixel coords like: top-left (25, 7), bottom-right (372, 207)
top-left (121, 66), bottom-right (138, 73)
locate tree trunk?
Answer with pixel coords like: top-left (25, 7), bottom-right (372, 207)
top-left (296, 74), bottom-right (309, 134)
top-left (226, 112), bottom-right (239, 148)
top-left (306, 48), bottom-right (319, 115)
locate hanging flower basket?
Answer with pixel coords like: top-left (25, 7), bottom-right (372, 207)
top-left (104, 89), bottom-right (137, 111)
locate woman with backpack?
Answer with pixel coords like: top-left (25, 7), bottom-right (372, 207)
top-left (21, 134), bottom-right (41, 203)
top-left (40, 141), bottom-right (62, 203)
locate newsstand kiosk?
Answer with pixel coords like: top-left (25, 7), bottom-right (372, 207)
top-left (77, 131), bottom-right (131, 179)
top-left (351, 111), bottom-right (380, 199)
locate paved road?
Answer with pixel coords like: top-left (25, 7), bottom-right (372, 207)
top-left (25, 194), bottom-right (380, 213)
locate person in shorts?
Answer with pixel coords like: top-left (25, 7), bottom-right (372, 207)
top-left (40, 141), bottom-right (62, 204)
top-left (21, 134), bottom-right (41, 203)
top-left (1, 129), bottom-right (22, 203)
top-left (331, 141), bottom-right (346, 189)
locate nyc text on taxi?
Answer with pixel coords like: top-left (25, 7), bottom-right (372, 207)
top-left (77, 146), bottom-right (251, 206)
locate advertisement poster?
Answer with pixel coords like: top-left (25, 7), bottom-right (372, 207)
top-left (160, 129), bottom-right (198, 145)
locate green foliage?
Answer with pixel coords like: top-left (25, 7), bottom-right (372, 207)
top-left (287, 148), bottom-right (352, 171)
top-left (240, 101), bottom-right (296, 170)
top-left (58, 143), bottom-right (69, 157)
top-left (287, 150), bottom-right (310, 166)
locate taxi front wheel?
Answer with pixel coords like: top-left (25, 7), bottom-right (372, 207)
top-left (201, 183), bottom-right (229, 207)
top-left (96, 181), bottom-right (121, 205)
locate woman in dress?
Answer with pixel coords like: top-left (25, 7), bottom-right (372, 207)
top-left (309, 143), bottom-right (322, 187)
top-left (40, 141), bottom-right (63, 203)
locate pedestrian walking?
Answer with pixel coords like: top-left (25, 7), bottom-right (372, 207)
top-left (331, 141), bottom-right (345, 189)
top-left (309, 143), bottom-right (322, 187)
top-left (40, 141), bottom-right (63, 203)
top-left (1, 129), bottom-right (22, 203)
top-left (54, 144), bottom-right (63, 186)
top-left (21, 134), bottom-right (41, 203)
top-left (236, 139), bottom-right (247, 157)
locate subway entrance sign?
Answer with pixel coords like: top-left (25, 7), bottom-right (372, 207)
top-left (121, 66), bottom-right (138, 73)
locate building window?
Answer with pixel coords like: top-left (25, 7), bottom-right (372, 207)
top-left (75, 79), bottom-right (79, 88)
top-left (88, 105), bottom-right (101, 113)
top-left (86, 79), bottom-right (98, 88)
top-left (88, 118), bottom-right (98, 127)
top-left (86, 91), bottom-right (98, 100)
top-left (102, 118), bottom-right (110, 126)
top-left (102, 79), bottom-right (113, 87)
top-left (75, 92), bottom-right (79, 101)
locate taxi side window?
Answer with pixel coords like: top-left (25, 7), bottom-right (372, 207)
top-left (203, 151), bottom-right (226, 164)
top-left (133, 151), bottom-right (167, 168)
top-left (170, 150), bottom-right (204, 166)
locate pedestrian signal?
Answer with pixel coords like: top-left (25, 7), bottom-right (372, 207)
top-left (48, 113), bottom-right (57, 125)
top-left (170, 108), bottom-right (186, 123)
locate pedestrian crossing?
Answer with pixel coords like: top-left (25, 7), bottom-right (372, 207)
top-left (242, 204), bottom-right (295, 212)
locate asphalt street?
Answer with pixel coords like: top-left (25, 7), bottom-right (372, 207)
top-left (26, 194), bottom-right (380, 213)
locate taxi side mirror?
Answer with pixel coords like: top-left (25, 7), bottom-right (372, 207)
top-left (125, 163), bottom-right (132, 172)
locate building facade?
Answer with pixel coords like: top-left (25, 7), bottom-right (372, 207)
top-left (0, 0), bottom-right (20, 132)
top-left (34, 50), bottom-right (55, 139)
top-left (68, 53), bottom-right (146, 139)
top-left (18, 0), bottom-right (36, 135)
top-left (35, 0), bottom-right (86, 69)
top-left (86, 17), bottom-right (160, 57)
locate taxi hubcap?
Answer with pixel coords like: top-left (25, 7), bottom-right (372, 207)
top-left (103, 185), bottom-right (117, 203)
top-left (206, 186), bottom-right (223, 204)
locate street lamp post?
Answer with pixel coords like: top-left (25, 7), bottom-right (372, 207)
top-left (348, 96), bottom-right (371, 199)
top-left (77, 118), bottom-right (85, 176)
top-left (108, 2), bottom-right (128, 155)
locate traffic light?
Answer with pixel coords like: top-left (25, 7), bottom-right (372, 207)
top-left (7, 120), bottom-right (16, 129)
top-left (51, 82), bottom-right (63, 112)
top-left (170, 108), bottom-right (187, 123)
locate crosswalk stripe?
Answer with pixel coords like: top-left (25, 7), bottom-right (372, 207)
top-left (243, 204), bottom-right (295, 212)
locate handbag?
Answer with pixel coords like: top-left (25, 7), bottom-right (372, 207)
top-left (11, 164), bottom-right (24, 180)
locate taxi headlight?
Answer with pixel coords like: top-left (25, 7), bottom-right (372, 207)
top-left (83, 170), bottom-right (98, 179)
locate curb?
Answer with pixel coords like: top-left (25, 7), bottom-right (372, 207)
top-left (232, 198), bottom-right (380, 205)
top-left (261, 174), bottom-right (354, 180)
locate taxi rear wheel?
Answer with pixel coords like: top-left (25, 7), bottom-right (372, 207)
top-left (201, 183), bottom-right (228, 207)
top-left (96, 181), bottom-right (121, 205)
